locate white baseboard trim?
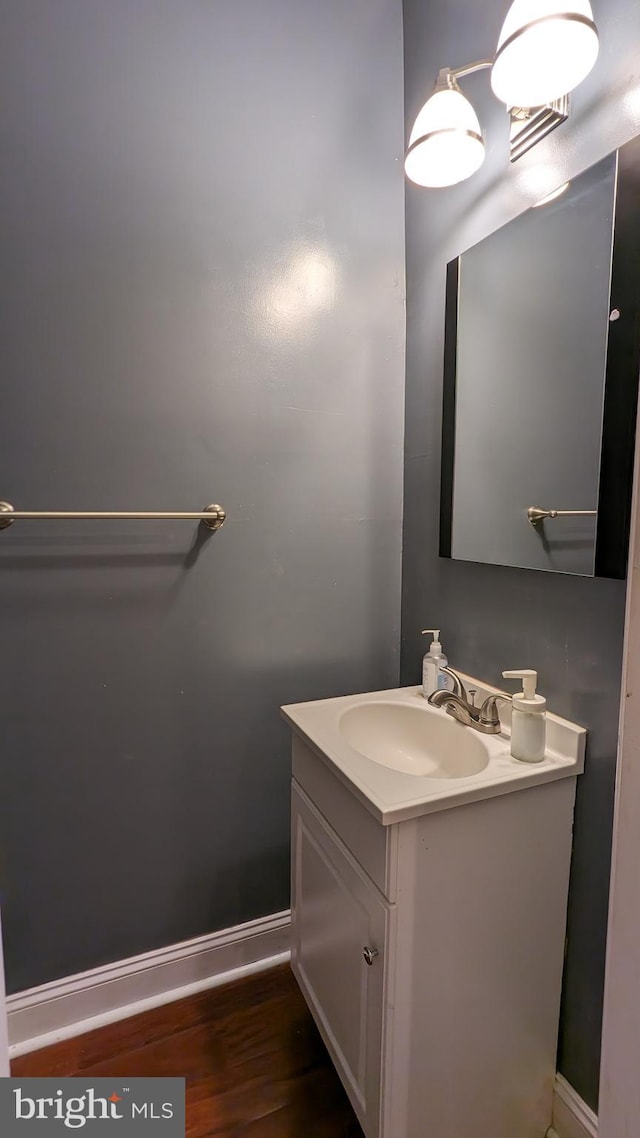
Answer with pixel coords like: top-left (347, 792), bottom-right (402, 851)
top-left (8, 909), bottom-right (291, 1058)
top-left (550, 1074), bottom-right (598, 1138)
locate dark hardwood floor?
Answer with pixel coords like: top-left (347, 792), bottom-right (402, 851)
top-left (11, 964), bottom-right (364, 1138)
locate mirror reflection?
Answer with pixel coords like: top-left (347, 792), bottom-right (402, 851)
top-left (440, 141), bottom-right (640, 578)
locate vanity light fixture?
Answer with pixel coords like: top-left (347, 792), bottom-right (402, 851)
top-left (405, 0), bottom-right (599, 189)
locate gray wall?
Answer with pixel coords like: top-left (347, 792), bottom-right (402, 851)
top-left (0, 0), bottom-right (405, 993)
top-left (401, 0), bottom-right (640, 1112)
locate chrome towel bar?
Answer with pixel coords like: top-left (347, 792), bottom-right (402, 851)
top-left (0, 500), bottom-right (226, 533)
top-left (528, 506), bottom-right (597, 525)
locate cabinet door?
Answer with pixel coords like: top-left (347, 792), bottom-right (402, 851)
top-left (291, 782), bottom-right (390, 1138)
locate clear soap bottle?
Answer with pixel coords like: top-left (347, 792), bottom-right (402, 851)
top-left (502, 669), bottom-right (546, 763)
top-left (421, 630), bottom-right (452, 698)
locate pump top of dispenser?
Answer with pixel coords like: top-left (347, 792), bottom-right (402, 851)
top-left (422, 629), bottom-right (442, 655)
top-left (502, 669), bottom-right (547, 713)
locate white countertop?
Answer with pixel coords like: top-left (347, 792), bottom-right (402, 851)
top-left (281, 677), bottom-right (586, 825)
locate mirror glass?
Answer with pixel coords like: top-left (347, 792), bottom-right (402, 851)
top-left (440, 141), bottom-right (640, 578)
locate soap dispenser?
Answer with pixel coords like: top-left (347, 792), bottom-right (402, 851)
top-left (421, 630), bottom-right (452, 698)
top-left (502, 669), bottom-right (546, 763)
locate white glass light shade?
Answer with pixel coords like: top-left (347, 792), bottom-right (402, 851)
top-left (404, 88), bottom-right (485, 188)
top-left (491, 0), bottom-right (599, 107)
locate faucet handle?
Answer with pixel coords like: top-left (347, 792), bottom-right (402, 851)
top-left (479, 692), bottom-right (512, 728)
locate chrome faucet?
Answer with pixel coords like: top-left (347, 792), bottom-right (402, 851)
top-left (428, 667), bottom-right (511, 735)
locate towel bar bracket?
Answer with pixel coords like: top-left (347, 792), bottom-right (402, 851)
top-left (0, 502), bottom-right (12, 530)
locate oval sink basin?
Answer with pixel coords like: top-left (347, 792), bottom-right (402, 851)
top-left (338, 700), bottom-right (490, 779)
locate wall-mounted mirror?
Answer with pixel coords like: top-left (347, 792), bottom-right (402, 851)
top-left (440, 135), bottom-right (640, 578)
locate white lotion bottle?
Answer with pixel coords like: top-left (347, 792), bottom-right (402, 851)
top-left (421, 630), bottom-right (452, 698)
top-left (502, 669), bottom-right (546, 763)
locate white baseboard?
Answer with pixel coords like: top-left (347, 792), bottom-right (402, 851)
top-left (549, 1074), bottom-right (598, 1138)
top-left (8, 909), bottom-right (291, 1057)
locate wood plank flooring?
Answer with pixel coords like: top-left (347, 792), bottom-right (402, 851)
top-left (11, 963), bottom-right (364, 1138)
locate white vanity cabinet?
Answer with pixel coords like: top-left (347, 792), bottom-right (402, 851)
top-left (289, 732), bottom-right (578, 1138)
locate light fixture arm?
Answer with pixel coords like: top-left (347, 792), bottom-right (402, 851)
top-left (450, 59), bottom-right (493, 81)
top-left (433, 61), bottom-right (493, 92)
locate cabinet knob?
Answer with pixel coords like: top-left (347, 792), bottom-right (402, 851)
top-left (363, 945), bottom-right (379, 966)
